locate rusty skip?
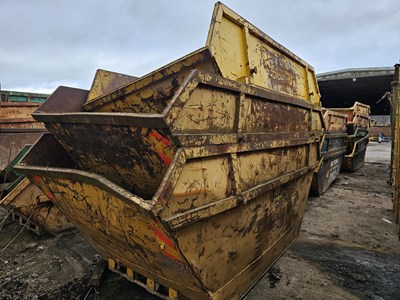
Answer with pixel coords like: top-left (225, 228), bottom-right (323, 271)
top-left (16, 2), bottom-right (325, 299)
top-left (310, 109), bottom-right (348, 196)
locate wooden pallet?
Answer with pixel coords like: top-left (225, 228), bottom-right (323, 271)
top-left (11, 212), bottom-right (42, 235)
top-left (108, 258), bottom-right (179, 300)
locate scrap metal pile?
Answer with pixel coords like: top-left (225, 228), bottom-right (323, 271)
top-left (0, 2), bottom-right (373, 299)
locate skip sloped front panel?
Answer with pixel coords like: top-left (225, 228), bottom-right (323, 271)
top-left (322, 109), bottom-right (348, 132)
top-left (206, 2), bottom-right (320, 105)
top-left (342, 135), bottom-right (369, 172)
top-left (311, 148), bottom-right (346, 196)
top-left (45, 122), bottom-right (176, 200)
top-left (83, 48), bottom-right (220, 113)
top-left (0, 177), bottom-right (74, 234)
top-left (27, 172), bottom-right (207, 298)
top-left (86, 69), bottom-right (138, 103)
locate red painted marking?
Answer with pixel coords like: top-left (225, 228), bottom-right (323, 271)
top-left (157, 151), bottom-right (172, 166)
top-left (46, 191), bottom-right (55, 202)
top-left (150, 131), bottom-right (172, 146)
top-left (163, 248), bottom-right (178, 260)
top-left (32, 175), bottom-right (42, 184)
top-left (149, 224), bottom-right (176, 250)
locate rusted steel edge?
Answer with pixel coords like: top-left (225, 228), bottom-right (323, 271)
top-left (0, 118), bottom-right (40, 124)
top-left (322, 109), bottom-right (348, 118)
top-left (0, 102), bottom-right (41, 107)
top-left (83, 47), bottom-right (220, 111)
top-left (321, 147), bottom-right (347, 159)
top-left (329, 102), bottom-right (371, 114)
top-left (13, 165), bottom-right (153, 211)
top-left (345, 135), bottom-right (369, 158)
top-left (0, 128), bottom-right (47, 133)
top-left (32, 112), bottom-right (168, 128)
top-left (0, 176), bottom-right (29, 206)
top-left (0, 175), bottom-right (24, 194)
top-left (175, 132), bottom-right (322, 147)
top-left (151, 149), bottom-right (187, 214)
top-left (163, 69), bottom-right (200, 125)
top-left (182, 136), bottom-right (320, 159)
top-left (323, 132), bottom-right (348, 138)
top-left (328, 108), bottom-right (353, 113)
top-left (314, 156), bottom-right (325, 172)
top-left (164, 165), bottom-right (315, 230)
top-left (1, 178), bottom-right (33, 206)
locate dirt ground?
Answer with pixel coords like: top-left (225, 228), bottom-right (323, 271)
top-left (246, 141), bottom-right (400, 300)
top-left (0, 141), bottom-right (399, 299)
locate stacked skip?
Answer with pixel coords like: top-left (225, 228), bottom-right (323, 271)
top-left (330, 102), bottom-right (371, 172)
top-left (15, 3), bottom-right (324, 300)
top-left (0, 90), bottom-right (47, 171)
top-left (0, 91), bottom-right (73, 235)
top-left (1, 70), bottom-right (136, 235)
top-left (310, 109), bottom-right (348, 196)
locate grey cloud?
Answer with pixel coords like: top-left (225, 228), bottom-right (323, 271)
top-left (1, 0), bottom-right (399, 93)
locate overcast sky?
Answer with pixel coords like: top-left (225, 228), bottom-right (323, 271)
top-left (1, 0), bottom-right (399, 93)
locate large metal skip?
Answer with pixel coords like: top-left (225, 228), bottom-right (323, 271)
top-left (15, 2), bottom-right (324, 299)
top-left (310, 110), bottom-right (347, 196)
top-left (342, 134), bottom-right (369, 172)
top-left (329, 101), bottom-right (370, 134)
top-left (0, 145), bottom-right (74, 235)
top-left (17, 71), bottom-right (323, 298)
top-left (330, 102), bottom-right (370, 172)
top-left (0, 177), bottom-right (74, 235)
